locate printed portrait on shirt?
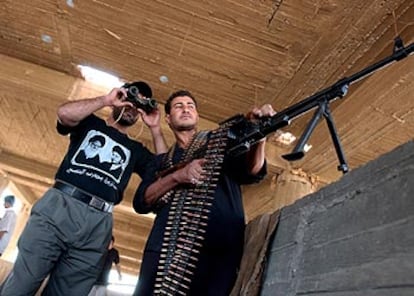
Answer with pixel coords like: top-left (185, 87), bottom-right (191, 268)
top-left (72, 130), bottom-right (130, 183)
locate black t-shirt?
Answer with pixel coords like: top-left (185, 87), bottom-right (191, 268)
top-left (55, 114), bottom-right (154, 204)
top-left (96, 248), bottom-right (120, 285)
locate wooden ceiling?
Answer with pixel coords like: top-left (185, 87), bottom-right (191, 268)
top-left (0, 0), bottom-right (413, 276)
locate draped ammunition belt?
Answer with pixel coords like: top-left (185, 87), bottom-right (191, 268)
top-left (154, 121), bottom-right (236, 295)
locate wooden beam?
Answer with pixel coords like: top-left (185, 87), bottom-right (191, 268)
top-left (8, 181), bottom-right (38, 206)
top-left (0, 150), bottom-right (55, 184)
top-left (113, 212), bottom-right (153, 230)
top-left (0, 174), bottom-right (9, 193)
top-left (116, 245), bottom-right (144, 262)
top-left (6, 172), bottom-right (50, 193)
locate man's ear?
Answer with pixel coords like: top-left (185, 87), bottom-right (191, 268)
top-left (165, 114), bottom-right (171, 125)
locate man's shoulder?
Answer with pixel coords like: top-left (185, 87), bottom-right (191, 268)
top-left (77, 114), bottom-right (106, 128)
top-left (85, 113), bottom-right (104, 124)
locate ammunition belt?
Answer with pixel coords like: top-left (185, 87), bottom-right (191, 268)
top-left (154, 119), bottom-right (237, 295)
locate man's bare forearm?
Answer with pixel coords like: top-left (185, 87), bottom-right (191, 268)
top-left (143, 159), bottom-right (204, 206)
top-left (246, 139), bottom-right (266, 175)
top-left (150, 126), bottom-right (168, 154)
top-left (144, 173), bottom-right (180, 206)
top-left (57, 96), bottom-right (107, 127)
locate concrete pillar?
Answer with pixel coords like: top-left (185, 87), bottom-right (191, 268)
top-left (243, 169), bottom-right (318, 222)
top-left (0, 175), bottom-right (9, 194)
top-left (271, 168), bottom-right (318, 209)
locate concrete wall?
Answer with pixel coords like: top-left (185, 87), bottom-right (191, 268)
top-left (261, 140), bottom-right (414, 296)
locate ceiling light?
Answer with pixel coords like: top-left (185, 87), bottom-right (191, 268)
top-left (66, 0), bottom-right (74, 8)
top-left (272, 130), bottom-right (297, 146)
top-left (41, 34), bottom-right (52, 43)
top-left (304, 144), bottom-right (312, 152)
top-left (77, 65), bottom-right (124, 88)
top-left (159, 75), bottom-right (169, 83)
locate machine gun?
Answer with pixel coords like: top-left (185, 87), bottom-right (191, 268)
top-left (226, 37), bottom-right (414, 174)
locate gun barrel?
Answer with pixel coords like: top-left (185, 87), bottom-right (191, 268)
top-left (226, 41), bottom-right (414, 164)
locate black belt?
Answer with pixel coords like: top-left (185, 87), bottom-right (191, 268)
top-left (53, 180), bottom-right (113, 213)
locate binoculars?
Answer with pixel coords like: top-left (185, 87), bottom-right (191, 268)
top-left (123, 83), bottom-right (157, 114)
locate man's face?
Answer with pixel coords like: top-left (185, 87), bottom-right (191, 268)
top-left (112, 105), bottom-right (140, 127)
top-left (166, 96), bottom-right (199, 131)
top-left (85, 140), bottom-right (103, 158)
top-left (111, 151), bottom-right (124, 165)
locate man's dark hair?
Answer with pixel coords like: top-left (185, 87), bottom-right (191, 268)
top-left (124, 81), bottom-right (153, 98)
top-left (89, 135), bottom-right (106, 147)
top-left (164, 90), bottom-right (197, 115)
top-left (4, 195), bottom-right (15, 206)
top-left (112, 145), bottom-right (126, 162)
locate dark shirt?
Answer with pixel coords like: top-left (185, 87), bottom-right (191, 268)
top-left (55, 114), bottom-right (154, 204)
top-left (96, 248), bottom-right (120, 285)
top-left (133, 143), bottom-right (266, 295)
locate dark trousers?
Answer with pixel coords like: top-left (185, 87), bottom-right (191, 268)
top-left (0, 188), bottom-right (113, 296)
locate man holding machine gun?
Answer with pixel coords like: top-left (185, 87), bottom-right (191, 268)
top-left (0, 81), bottom-right (167, 295)
top-left (133, 90), bottom-right (276, 295)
